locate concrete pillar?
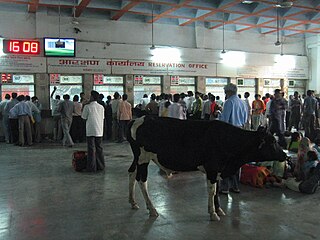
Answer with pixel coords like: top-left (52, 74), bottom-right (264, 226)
top-left (197, 76), bottom-right (206, 93)
top-left (125, 75), bottom-right (134, 106)
top-left (83, 74), bottom-right (93, 97)
top-left (163, 75), bottom-right (170, 93)
top-left (35, 73), bottom-right (49, 109)
top-left (308, 42), bottom-right (320, 93)
top-left (257, 78), bottom-right (264, 96)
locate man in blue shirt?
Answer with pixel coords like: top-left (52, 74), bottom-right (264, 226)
top-left (220, 83), bottom-right (248, 127)
top-left (9, 95), bottom-right (33, 146)
top-left (219, 83), bottom-right (248, 194)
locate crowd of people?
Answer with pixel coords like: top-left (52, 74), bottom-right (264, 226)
top-left (0, 83), bottom-right (319, 185)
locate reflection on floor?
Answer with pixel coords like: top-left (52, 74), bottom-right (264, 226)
top-left (0, 141), bottom-right (319, 240)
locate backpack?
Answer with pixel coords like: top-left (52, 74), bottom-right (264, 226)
top-left (72, 151), bottom-right (87, 172)
top-left (240, 164), bottom-right (271, 188)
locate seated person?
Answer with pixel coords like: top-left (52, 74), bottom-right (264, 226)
top-left (274, 150), bottom-right (320, 194)
top-left (294, 137), bottom-right (312, 180)
top-left (313, 138), bottom-right (320, 160)
top-left (287, 132), bottom-right (302, 153)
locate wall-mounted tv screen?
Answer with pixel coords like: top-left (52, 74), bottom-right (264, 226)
top-left (44, 38), bottom-right (76, 57)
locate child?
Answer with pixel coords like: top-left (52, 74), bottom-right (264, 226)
top-left (294, 137), bottom-right (312, 180)
top-left (287, 132), bottom-right (301, 153)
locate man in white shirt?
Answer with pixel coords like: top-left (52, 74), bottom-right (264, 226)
top-left (140, 94), bottom-right (149, 111)
top-left (82, 90), bottom-right (105, 172)
top-left (51, 87), bottom-right (62, 141)
top-left (168, 94), bottom-right (186, 120)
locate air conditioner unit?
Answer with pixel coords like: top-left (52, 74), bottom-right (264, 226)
top-left (237, 78), bottom-right (244, 86)
top-left (288, 80), bottom-right (295, 87)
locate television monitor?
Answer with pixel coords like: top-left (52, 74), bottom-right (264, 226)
top-left (44, 38), bottom-right (76, 57)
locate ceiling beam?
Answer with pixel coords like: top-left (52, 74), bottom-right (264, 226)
top-left (235, 9), bottom-right (311, 33)
top-left (209, 6), bottom-right (274, 29)
top-left (28, 0), bottom-right (39, 13)
top-left (75, 0), bottom-right (92, 18)
top-left (180, 0), bottom-right (239, 26)
top-left (111, 1), bottom-right (141, 20)
top-left (236, 19), bottom-right (275, 32)
top-left (148, 0), bottom-right (194, 23)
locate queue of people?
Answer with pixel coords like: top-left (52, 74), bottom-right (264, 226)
top-left (0, 84), bottom-right (319, 188)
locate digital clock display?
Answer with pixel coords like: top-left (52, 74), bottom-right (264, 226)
top-left (3, 40), bottom-right (40, 55)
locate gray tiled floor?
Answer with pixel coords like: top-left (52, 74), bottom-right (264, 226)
top-left (0, 141), bottom-right (319, 240)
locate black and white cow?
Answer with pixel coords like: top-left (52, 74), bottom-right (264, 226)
top-left (127, 116), bottom-right (287, 221)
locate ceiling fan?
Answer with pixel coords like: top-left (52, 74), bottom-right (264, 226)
top-left (241, 0), bottom-right (294, 8)
top-left (275, 0), bottom-right (294, 8)
top-left (71, 0), bottom-right (80, 26)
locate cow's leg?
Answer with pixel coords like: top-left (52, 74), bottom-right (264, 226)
top-left (138, 181), bottom-right (159, 217)
top-left (215, 180), bottom-right (226, 217)
top-left (129, 170), bottom-right (139, 209)
top-left (136, 163), bottom-right (159, 217)
top-left (128, 136), bottom-right (141, 209)
top-left (207, 180), bottom-right (220, 221)
top-left (152, 157), bottom-right (174, 178)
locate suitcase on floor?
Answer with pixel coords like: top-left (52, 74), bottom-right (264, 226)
top-left (72, 151), bottom-right (87, 172)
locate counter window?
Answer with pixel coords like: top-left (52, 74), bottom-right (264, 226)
top-left (205, 77), bottom-right (228, 100)
top-left (134, 76), bottom-right (161, 107)
top-left (50, 74), bottom-right (83, 107)
top-left (237, 78), bottom-right (256, 102)
top-left (288, 79), bottom-right (306, 97)
top-left (170, 76), bottom-right (195, 95)
top-left (1, 74), bottom-right (35, 100)
top-left (263, 79), bottom-right (281, 96)
top-left (93, 75), bottom-right (124, 101)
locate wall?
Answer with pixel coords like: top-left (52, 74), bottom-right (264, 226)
top-left (0, 9), bottom-right (313, 138)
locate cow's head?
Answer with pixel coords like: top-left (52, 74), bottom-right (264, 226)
top-left (256, 128), bottom-right (287, 162)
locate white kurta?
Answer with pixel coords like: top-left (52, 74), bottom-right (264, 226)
top-left (81, 101), bottom-right (105, 137)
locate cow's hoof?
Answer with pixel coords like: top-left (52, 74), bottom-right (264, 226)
top-left (131, 203), bottom-right (139, 210)
top-left (210, 213), bottom-right (220, 221)
top-left (166, 173), bottom-right (173, 179)
top-left (217, 208), bottom-right (226, 216)
top-left (149, 209), bottom-right (159, 217)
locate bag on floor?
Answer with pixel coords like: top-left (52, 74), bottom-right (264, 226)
top-left (240, 164), bottom-right (270, 188)
top-left (72, 151), bottom-right (87, 172)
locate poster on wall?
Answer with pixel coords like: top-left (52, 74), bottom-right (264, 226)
top-left (1, 73), bottom-right (13, 83)
top-left (0, 56), bottom-right (46, 73)
top-left (171, 76), bottom-right (179, 85)
top-left (50, 74), bottom-right (60, 85)
top-left (134, 75), bottom-right (143, 85)
top-left (94, 74), bottom-right (104, 85)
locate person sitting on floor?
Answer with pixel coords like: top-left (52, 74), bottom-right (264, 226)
top-left (275, 150), bottom-right (320, 194)
top-left (294, 137), bottom-right (312, 180)
top-left (287, 132), bottom-right (302, 153)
